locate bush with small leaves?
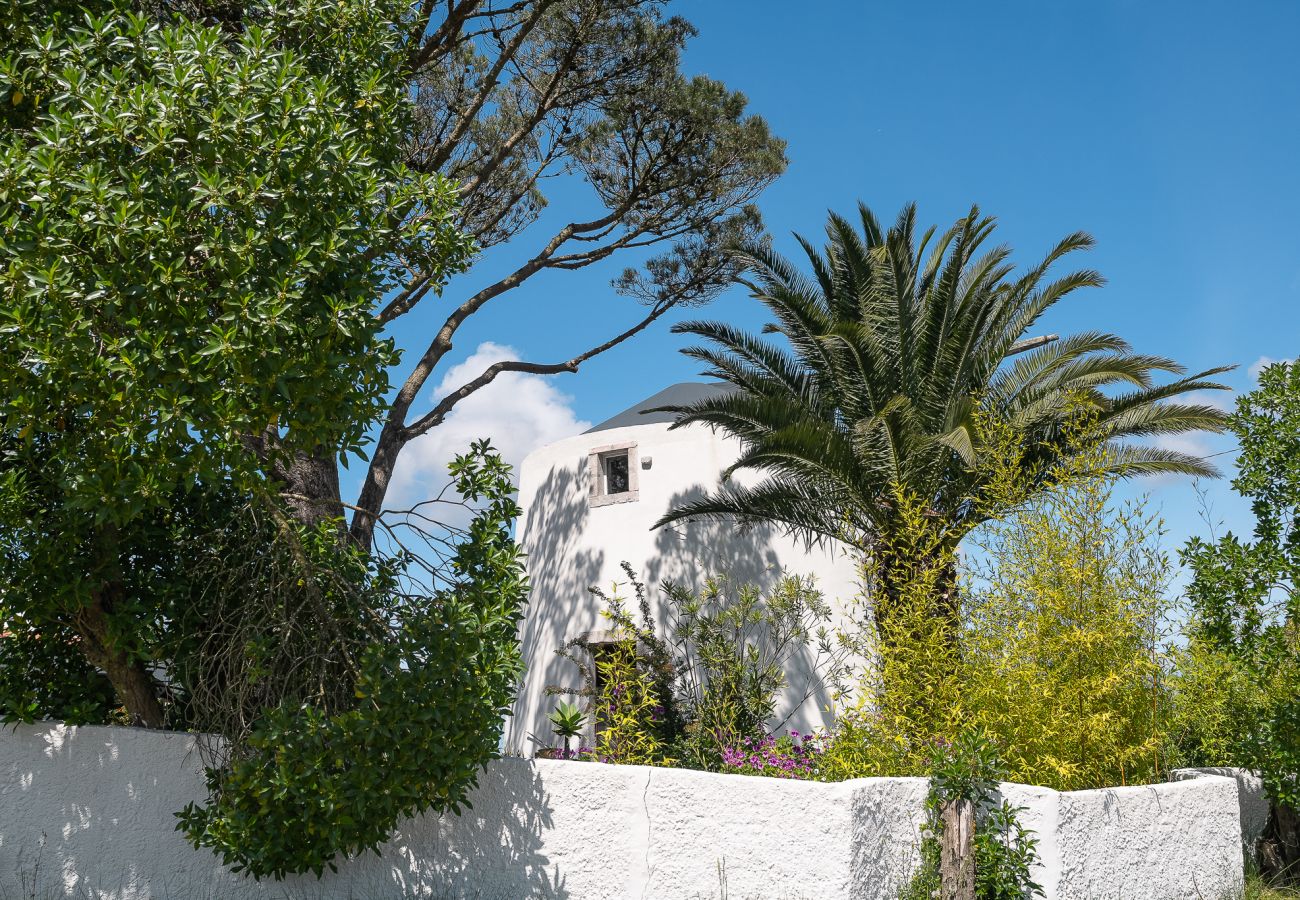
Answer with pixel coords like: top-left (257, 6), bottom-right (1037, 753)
top-left (901, 731), bottom-right (1044, 900)
top-left (174, 443), bottom-right (527, 879)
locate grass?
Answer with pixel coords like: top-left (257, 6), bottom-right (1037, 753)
top-left (1246, 871), bottom-right (1300, 900)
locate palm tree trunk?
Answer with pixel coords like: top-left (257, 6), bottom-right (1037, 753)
top-left (870, 542), bottom-right (963, 733)
top-left (871, 543), bottom-right (961, 641)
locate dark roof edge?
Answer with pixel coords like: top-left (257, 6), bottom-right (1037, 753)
top-left (582, 382), bottom-right (736, 434)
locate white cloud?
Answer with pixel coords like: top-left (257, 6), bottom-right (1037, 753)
top-left (386, 341), bottom-right (590, 509)
top-left (1248, 355), bottom-right (1295, 380)
top-left (1148, 432), bottom-right (1213, 460)
top-left (1180, 389), bottom-right (1233, 413)
top-left (1137, 432), bottom-right (1217, 488)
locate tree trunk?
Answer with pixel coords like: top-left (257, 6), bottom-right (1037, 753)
top-left (276, 446), bottom-right (346, 531)
top-left (243, 429), bottom-right (347, 533)
top-left (940, 797), bottom-right (976, 900)
top-left (349, 419), bottom-right (406, 552)
top-left (1260, 801), bottom-right (1300, 884)
top-left (73, 589), bottom-right (165, 728)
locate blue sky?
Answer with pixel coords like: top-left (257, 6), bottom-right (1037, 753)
top-left (357, 0), bottom-right (1300, 570)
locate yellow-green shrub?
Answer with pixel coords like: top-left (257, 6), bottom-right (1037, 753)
top-left (821, 490), bottom-right (967, 780)
top-left (824, 417), bottom-right (1177, 790)
top-left (594, 639), bottom-right (674, 766)
top-left (960, 471), bottom-right (1171, 790)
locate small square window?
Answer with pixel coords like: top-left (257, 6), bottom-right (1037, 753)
top-left (588, 442), bottom-right (639, 507)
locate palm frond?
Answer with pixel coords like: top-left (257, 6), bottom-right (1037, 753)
top-left (657, 201), bottom-right (1233, 557)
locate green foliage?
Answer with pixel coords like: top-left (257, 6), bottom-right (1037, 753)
top-left (175, 442), bottom-right (527, 879)
top-left (0, 618), bottom-right (116, 725)
top-left (1245, 871), bottom-right (1300, 900)
top-left (654, 201), bottom-right (1229, 610)
top-left (547, 702), bottom-right (586, 754)
top-left (593, 638), bottom-right (674, 767)
top-left (158, 491), bottom-right (395, 747)
top-left (825, 418), bottom-right (1177, 791)
top-left (0, 465), bottom-right (242, 725)
top-left (665, 573), bottom-right (843, 770)
top-left (1178, 361), bottom-right (1300, 808)
top-left (1, 0), bottom-right (470, 514)
top-left (408, 1), bottom-right (786, 294)
top-left (551, 565), bottom-right (839, 770)
top-left (901, 731), bottom-right (1044, 900)
top-left (0, 0), bottom-right (472, 720)
top-left (821, 489), bottom-right (966, 780)
top-left (547, 564), bottom-right (677, 765)
top-left (960, 444), bottom-right (1173, 791)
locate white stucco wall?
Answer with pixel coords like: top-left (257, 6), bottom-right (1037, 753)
top-left (1173, 767), bottom-right (1272, 864)
top-left (505, 419), bottom-right (863, 755)
top-left (1, 723), bottom-right (1250, 900)
top-left (0, 723), bottom-right (926, 900)
top-left (1002, 774), bottom-right (1246, 900)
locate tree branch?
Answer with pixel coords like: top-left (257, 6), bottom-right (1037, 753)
top-left (378, 272), bottom-right (437, 324)
top-left (417, 1), bottom-right (558, 170)
top-left (406, 0), bottom-right (481, 74)
top-left (458, 19), bottom-right (584, 198)
top-left (404, 299), bottom-right (675, 438)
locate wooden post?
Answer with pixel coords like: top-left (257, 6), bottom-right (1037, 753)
top-left (940, 797), bottom-right (976, 900)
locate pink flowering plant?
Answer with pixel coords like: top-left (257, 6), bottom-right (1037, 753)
top-left (719, 730), bottom-right (826, 780)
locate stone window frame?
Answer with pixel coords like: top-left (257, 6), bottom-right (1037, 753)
top-left (587, 441), bottom-right (639, 507)
top-left (581, 628), bottom-right (626, 744)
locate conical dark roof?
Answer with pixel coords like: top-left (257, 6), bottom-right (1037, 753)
top-left (583, 382), bottom-right (736, 434)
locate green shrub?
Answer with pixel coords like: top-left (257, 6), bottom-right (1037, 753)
top-left (960, 470), bottom-right (1172, 790)
top-left (821, 488), bottom-right (968, 780)
top-left (665, 573), bottom-right (843, 769)
top-left (592, 638), bottom-right (675, 766)
top-left (1176, 360), bottom-right (1300, 808)
top-left (175, 443), bottom-right (527, 879)
top-left (550, 565), bottom-right (840, 770)
top-left (825, 415), bottom-right (1177, 790)
top-left (550, 564), bottom-right (685, 763)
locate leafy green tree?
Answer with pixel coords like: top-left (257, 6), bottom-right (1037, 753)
top-left (175, 441), bottom-right (528, 879)
top-left (0, 0), bottom-right (472, 725)
top-left (261, 0), bottom-right (789, 550)
top-left (961, 443), bottom-right (1173, 791)
top-left (655, 202), bottom-right (1230, 623)
top-left (8, 0), bottom-right (789, 562)
top-left (1180, 361), bottom-right (1300, 810)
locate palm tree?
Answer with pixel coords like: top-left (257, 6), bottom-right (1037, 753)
top-left (654, 202), bottom-right (1231, 622)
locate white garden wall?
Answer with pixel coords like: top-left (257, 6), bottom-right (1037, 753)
top-left (1, 723), bottom-right (1247, 900)
top-left (1173, 767), bottom-right (1273, 863)
top-left (1003, 776), bottom-right (1246, 899)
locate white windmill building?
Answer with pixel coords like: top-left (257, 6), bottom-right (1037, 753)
top-left (502, 383), bottom-right (861, 754)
